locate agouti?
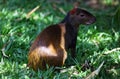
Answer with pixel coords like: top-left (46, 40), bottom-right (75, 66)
top-left (28, 7), bottom-right (96, 71)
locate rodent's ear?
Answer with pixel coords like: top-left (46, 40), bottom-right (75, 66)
top-left (70, 1), bottom-right (79, 15)
top-left (70, 8), bottom-right (77, 15)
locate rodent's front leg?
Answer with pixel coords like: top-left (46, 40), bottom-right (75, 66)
top-left (70, 37), bottom-right (77, 58)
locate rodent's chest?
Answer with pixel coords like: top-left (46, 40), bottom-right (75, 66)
top-left (64, 31), bottom-right (77, 49)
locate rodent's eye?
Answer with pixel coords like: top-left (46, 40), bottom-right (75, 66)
top-left (80, 14), bottom-right (85, 17)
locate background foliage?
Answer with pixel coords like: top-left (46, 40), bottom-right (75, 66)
top-left (0, 0), bottom-right (120, 79)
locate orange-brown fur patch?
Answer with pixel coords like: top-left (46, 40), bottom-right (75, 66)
top-left (59, 23), bottom-right (67, 64)
top-left (28, 23), bottom-right (67, 70)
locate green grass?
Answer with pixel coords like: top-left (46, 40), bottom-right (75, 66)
top-left (0, 0), bottom-right (120, 79)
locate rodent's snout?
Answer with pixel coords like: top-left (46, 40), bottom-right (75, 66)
top-left (92, 16), bottom-right (96, 23)
top-left (86, 16), bottom-right (96, 25)
top-left (91, 17), bottom-right (96, 24)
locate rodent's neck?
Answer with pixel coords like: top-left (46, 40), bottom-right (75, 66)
top-left (61, 13), bottom-right (79, 29)
top-left (64, 22), bottom-right (78, 49)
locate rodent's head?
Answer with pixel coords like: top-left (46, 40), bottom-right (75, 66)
top-left (68, 8), bottom-right (96, 26)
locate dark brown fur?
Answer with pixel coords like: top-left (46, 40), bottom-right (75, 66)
top-left (28, 8), bottom-right (96, 71)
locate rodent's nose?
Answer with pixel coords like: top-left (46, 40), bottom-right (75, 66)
top-left (90, 17), bottom-right (96, 24)
top-left (86, 17), bottom-right (96, 25)
top-left (90, 16), bottom-right (96, 22)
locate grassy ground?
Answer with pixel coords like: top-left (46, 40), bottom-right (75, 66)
top-left (0, 0), bottom-right (120, 79)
